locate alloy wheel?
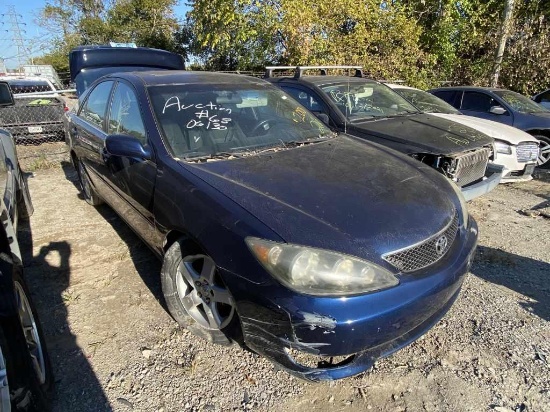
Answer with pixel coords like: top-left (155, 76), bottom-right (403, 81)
top-left (15, 281), bottom-right (46, 385)
top-left (537, 139), bottom-right (550, 166)
top-left (0, 345), bottom-right (10, 412)
top-left (175, 255), bottom-right (235, 330)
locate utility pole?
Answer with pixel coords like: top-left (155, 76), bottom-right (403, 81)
top-left (1, 5), bottom-right (28, 72)
top-left (491, 0), bottom-right (515, 87)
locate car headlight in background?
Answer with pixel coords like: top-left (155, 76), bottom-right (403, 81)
top-left (494, 140), bottom-right (512, 155)
top-left (246, 238), bottom-right (399, 296)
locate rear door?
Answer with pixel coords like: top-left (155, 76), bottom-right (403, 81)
top-left (71, 80), bottom-right (115, 195)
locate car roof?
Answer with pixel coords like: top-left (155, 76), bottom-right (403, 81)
top-left (268, 75), bottom-right (380, 86)
top-left (430, 86), bottom-right (505, 92)
top-left (110, 70), bottom-right (270, 86)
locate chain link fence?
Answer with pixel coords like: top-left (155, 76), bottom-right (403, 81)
top-left (0, 79), bottom-right (77, 169)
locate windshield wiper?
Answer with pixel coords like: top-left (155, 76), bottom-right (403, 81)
top-left (182, 151), bottom-right (244, 162)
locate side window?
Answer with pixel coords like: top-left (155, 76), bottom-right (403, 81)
top-left (538, 91), bottom-right (550, 103)
top-left (461, 92), bottom-right (498, 112)
top-left (281, 86), bottom-right (324, 113)
top-left (108, 82), bottom-right (147, 144)
top-left (432, 91), bottom-right (457, 107)
top-left (79, 81), bottom-right (114, 129)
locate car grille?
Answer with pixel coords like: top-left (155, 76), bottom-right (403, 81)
top-left (516, 142), bottom-right (539, 163)
top-left (382, 212), bottom-right (459, 273)
top-left (453, 148), bottom-right (491, 187)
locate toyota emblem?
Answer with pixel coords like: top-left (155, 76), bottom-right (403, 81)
top-left (435, 235), bottom-right (448, 255)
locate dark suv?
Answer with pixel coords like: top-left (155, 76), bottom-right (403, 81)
top-left (429, 86), bottom-right (550, 167)
top-left (265, 67), bottom-right (502, 201)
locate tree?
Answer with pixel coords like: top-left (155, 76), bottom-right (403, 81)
top-left (491, 0), bottom-right (515, 87)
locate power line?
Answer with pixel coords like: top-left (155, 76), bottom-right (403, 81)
top-left (1, 5), bottom-right (30, 70)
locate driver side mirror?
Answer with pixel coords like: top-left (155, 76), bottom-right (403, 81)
top-left (489, 106), bottom-right (507, 115)
top-left (0, 82), bottom-right (14, 107)
top-left (105, 134), bottom-right (152, 160)
top-left (315, 112), bottom-right (330, 126)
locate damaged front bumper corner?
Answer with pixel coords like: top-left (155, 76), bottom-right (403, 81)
top-left (461, 162), bottom-right (503, 202)
top-left (224, 217), bottom-right (478, 382)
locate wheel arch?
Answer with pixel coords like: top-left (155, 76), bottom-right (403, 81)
top-left (525, 129), bottom-right (550, 138)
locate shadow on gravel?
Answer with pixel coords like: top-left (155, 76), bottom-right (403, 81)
top-left (60, 160), bottom-right (84, 200)
top-left (19, 220), bottom-right (113, 411)
top-left (472, 246), bottom-right (550, 322)
top-left (94, 204), bottom-right (164, 308)
top-left (61, 160), bottom-right (165, 310)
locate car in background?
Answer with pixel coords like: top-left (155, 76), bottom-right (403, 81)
top-left (0, 81), bottom-right (52, 411)
top-left (429, 86), bottom-right (550, 168)
top-left (0, 77), bottom-right (66, 143)
top-left (532, 89), bottom-right (550, 110)
top-left (65, 48), bottom-right (478, 381)
top-left (387, 84), bottom-right (539, 182)
top-left (265, 66), bottom-right (502, 201)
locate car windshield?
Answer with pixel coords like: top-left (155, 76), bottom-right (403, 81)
top-left (148, 83), bottom-right (334, 160)
top-left (395, 88), bottom-right (460, 115)
top-left (493, 90), bottom-right (550, 114)
top-left (320, 81), bottom-right (419, 121)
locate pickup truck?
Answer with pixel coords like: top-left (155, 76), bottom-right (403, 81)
top-left (0, 77), bottom-right (66, 142)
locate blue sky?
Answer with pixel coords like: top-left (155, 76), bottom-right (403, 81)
top-left (0, 0), bottom-right (190, 69)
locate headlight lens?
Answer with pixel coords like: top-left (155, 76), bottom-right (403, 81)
top-left (246, 238), bottom-right (399, 296)
top-left (494, 140), bottom-right (512, 155)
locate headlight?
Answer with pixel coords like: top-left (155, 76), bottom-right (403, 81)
top-left (494, 140), bottom-right (512, 155)
top-left (246, 238), bottom-right (399, 296)
top-left (448, 180), bottom-right (469, 225)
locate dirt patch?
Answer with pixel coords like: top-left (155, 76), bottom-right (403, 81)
top-left (20, 165), bottom-right (550, 412)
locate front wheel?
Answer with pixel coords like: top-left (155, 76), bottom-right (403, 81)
top-left (532, 134), bottom-right (550, 168)
top-left (161, 239), bottom-right (241, 346)
top-left (0, 270), bottom-right (53, 411)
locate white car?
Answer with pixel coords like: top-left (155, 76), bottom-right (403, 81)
top-left (386, 84), bottom-right (540, 183)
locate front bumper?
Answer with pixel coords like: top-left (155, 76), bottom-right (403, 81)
top-left (224, 217), bottom-right (478, 381)
top-left (461, 163), bottom-right (503, 201)
top-left (493, 145), bottom-right (538, 183)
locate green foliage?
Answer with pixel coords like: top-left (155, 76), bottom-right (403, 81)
top-left (35, 0), bottom-right (550, 95)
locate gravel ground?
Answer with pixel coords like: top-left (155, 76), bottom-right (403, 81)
top-left (18, 163), bottom-right (550, 412)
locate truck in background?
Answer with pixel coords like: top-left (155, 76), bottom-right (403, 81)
top-left (21, 65), bottom-right (63, 89)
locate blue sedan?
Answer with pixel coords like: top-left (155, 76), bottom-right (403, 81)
top-left (65, 69), bottom-right (478, 381)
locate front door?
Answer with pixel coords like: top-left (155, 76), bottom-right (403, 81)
top-left (102, 81), bottom-right (159, 247)
top-left (459, 91), bottom-right (514, 125)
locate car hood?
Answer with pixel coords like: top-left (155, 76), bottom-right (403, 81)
top-left (528, 111), bottom-right (550, 120)
top-left (183, 136), bottom-right (458, 263)
top-left (431, 113), bottom-right (538, 145)
top-left (346, 113), bottom-right (493, 155)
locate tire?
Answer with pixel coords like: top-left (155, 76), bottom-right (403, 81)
top-left (161, 239), bottom-right (241, 346)
top-left (0, 270), bottom-right (53, 411)
top-left (75, 157), bottom-right (103, 206)
top-left (16, 170), bottom-right (33, 222)
top-left (532, 134), bottom-right (550, 168)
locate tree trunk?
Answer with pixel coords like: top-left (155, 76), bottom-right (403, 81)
top-left (491, 0), bottom-right (515, 87)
